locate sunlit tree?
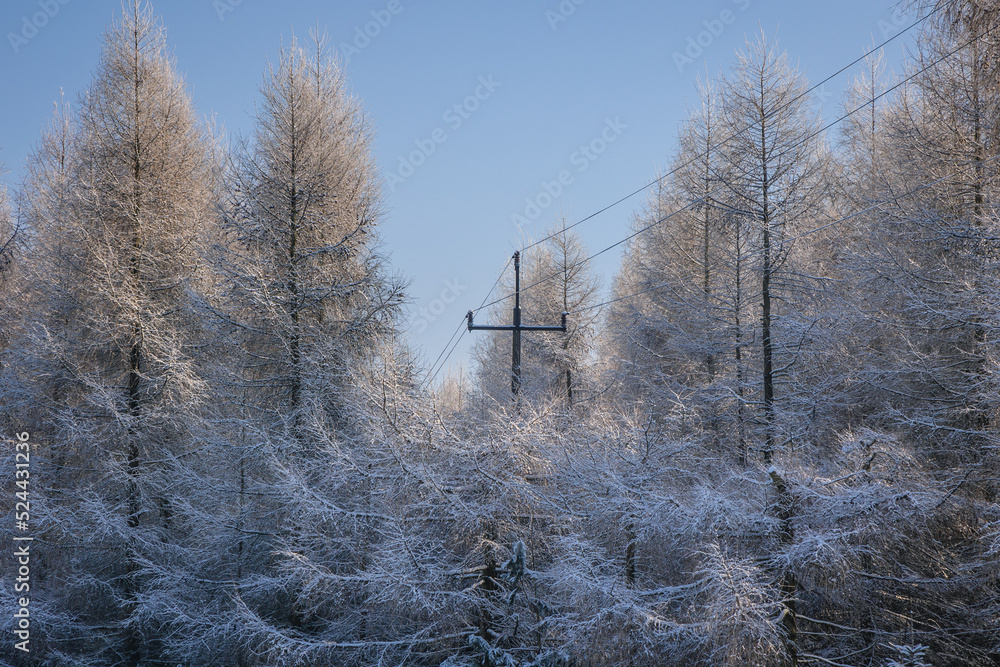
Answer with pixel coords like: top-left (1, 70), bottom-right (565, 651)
top-left (8, 2), bottom-right (216, 662)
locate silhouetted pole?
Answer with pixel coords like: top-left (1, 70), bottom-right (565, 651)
top-left (467, 251), bottom-right (567, 399)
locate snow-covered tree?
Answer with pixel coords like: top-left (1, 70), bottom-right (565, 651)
top-left (0, 158), bottom-right (16, 372)
top-left (5, 2), bottom-right (217, 662)
top-left (715, 31), bottom-right (830, 464)
top-left (0, 4), bottom-right (997, 666)
top-left (519, 221), bottom-right (601, 407)
top-left (610, 35), bottom-right (831, 464)
top-left (218, 31), bottom-right (404, 444)
top-left (472, 223), bottom-right (599, 410)
top-left (608, 76), bottom-right (742, 453)
top-left (186, 30), bottom-right (412, 664)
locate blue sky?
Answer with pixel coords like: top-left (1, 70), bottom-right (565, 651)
top-left (0, 0), bottom-right (920, 383)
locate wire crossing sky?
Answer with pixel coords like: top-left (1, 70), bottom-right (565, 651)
top-left (467, 3), bottom-right (951, 323)
top-left (0, 0), bottom-right (923, 382)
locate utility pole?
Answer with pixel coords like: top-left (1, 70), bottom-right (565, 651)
top-left (467, 251), bottom-right (567, 398)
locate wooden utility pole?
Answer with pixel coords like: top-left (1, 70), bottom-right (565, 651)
top-left (467, 251), bottom-right (567, 398)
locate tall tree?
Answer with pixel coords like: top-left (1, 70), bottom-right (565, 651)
top-left (716, 31), bottom-right (828, 464)
top-left (672, 77), bottom-right (727, 384)
top-left (521, 220), bottom-right (601, 407)
top-left (9, 2), bottom-right (216, 663)
top-left (608, 77), bottom-right (740, 451)
top-left (219, 31), bottom-right (404, 443)
top-left (907, 0), bottom-right (1000, 221)
top-left (0, 159), bottom-right (15, 372)
top-left (612, 84), bottom-right (725, 381)
top-left (835, 2), bottom-right (1000, 473)
top-left (610, 46), bottom-right (829, 463)
top-left (202, 32), bottom-right (407, 664)
top-left (837, 50), bottom-right (891, 206)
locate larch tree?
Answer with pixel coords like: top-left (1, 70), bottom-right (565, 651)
top-left (837, 50), bottom-right (892, 206)
top-left (521, 220), bottom-right (601, 408)
top-left (871, 0), bottom-right (1000, 465)
top-left (0, 159), bottom-right (12, 275)
top-left (206, 31), bottom-right (408, 663)
top-left (814, 0), bottom-right (1000, 502)
top-left (826, 49), bottom-right (938, 437)
top-left (821, 13), bottom-right (1000, 660)
top-left (8, 96), bottom-right (74, 404)
top-left (609, 44), bottom-right (831, 464)
top-left (7, 2), bottom-right (216, 663)
top-left (796, 50), bottom-right (900, 439)
top-left (0, 159), bottom-right (16, 372)
top-left (669, 76), bottom-right (728, 386)
top-left (608, 76), bottom-right (742, 452)
top-left (219, 32), bottom-right (404, 444)
top-left (907, 0), bottom-right (1000, 219)
top-left (716, 31), bottom-right (828, 464)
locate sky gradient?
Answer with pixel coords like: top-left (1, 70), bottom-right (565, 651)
top-left (0, 0), bottom-right (922, 383)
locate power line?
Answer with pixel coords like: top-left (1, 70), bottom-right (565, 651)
top-left (424, 255), bottom-right (513, 388)
top-left (512, 0), bottom-right (948, 259)
top-left (423, 317), bottom-right (466, 387)
top-left (430, 0), bottom-right (956, 383)
top-left (475, 3), bottom-right (971, 317)
top-left (477, 197), bottom-right (705, 314)
top-left (576, 149), bottom-right (1000, 316)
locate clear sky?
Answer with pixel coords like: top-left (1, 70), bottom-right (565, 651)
top-left (1, 0), bottom-right (920, 384)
